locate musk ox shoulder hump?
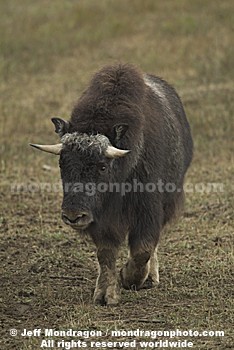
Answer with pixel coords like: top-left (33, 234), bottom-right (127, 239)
top-left (88, 64), bottom-right (146, 104)
top-left (144, 74), bottom-right (170, 106)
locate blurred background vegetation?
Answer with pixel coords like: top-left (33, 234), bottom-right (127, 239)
top-left (0, 0), bottom-right (233, 172)
top-left (0, 1), bottom-right (233, 349)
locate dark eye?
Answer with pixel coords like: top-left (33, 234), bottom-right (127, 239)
top-left (99, 164), bottom-right (107, 174)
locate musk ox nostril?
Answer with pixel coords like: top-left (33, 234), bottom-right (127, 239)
top-left (61, 211), bottom-right (93, 228)
top-left (73, 213), bottom-right (87, 223)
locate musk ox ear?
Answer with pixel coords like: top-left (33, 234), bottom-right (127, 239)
top-left (113, 123), bottom-right (129, 142)
top-left (51, 117), bottom-right (70, 137)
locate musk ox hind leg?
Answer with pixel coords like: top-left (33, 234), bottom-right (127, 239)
top-left (93, 246), bottom-right (120, 306)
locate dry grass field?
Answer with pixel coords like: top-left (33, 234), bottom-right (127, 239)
top-left (0, 1), bottom-right (233, 349)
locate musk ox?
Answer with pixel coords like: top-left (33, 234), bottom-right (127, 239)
top-left (30, 64), bottom-right (193, 305)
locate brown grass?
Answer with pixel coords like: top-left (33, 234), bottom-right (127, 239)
top-left (0, 1), bottom-right (233, 349)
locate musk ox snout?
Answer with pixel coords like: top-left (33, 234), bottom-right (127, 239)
top-left (61, 209), bottom-right (93, 230)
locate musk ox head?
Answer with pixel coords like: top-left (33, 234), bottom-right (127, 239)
top-left (30, 118), bottom-right (130, 231)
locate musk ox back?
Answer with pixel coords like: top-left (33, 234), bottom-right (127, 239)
top-left (31, 64), bottom-right (193, 305)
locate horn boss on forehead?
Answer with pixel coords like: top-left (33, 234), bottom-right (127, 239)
top-left (61, 132), bottom-right (130, 158)
top-left (30, 133), bottom-right (130, 158)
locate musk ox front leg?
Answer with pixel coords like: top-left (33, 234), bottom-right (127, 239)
top-left (120, 249), bottom-right (151, 290)
top-left (120, 226), bottom-right (160, 290)
top-left (142, 246), bottom-right (159, 289)
top-left (93, 247), bottom-right (120, 306)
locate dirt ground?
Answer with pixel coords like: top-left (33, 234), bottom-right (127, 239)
top-left (0, 1), bottom-right (233, 349)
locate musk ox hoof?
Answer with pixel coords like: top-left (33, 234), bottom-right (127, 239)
top-left (120, 267), bottom-right (147, 291)
top-left (93, 287), bottom-right (120, 306)
top-left (141, 275), bottom-right (159, 289)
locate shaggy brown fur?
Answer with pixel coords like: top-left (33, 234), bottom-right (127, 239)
top-left (36, 64), bottom-right (193, 305)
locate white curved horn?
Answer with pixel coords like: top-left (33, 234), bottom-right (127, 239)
top-left (105, 145), bottom-right (130, 159)
top-left (29, 143), bottom-right (62, 155)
